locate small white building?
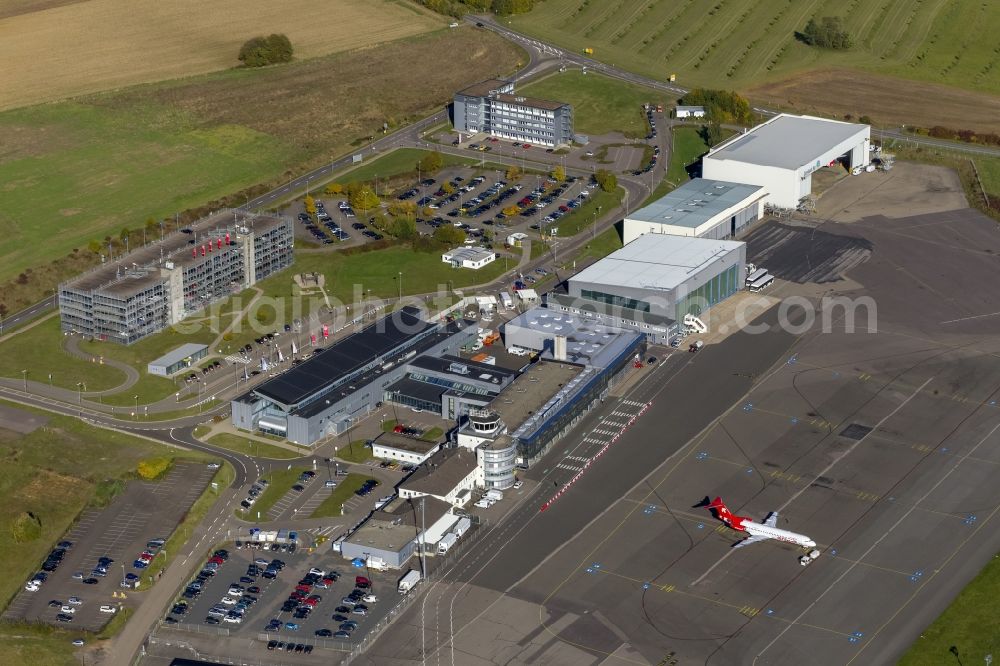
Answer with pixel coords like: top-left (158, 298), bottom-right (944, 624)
top-left (702, 113), bottom-right (870, 209)
top-left (675, 105), bottom-right (706, 119)
top-left (398, 448), bottom-right (482, 507)
top-left (516, 288), bottom-right (539, 303)
top-left (371, 432), bottom-right (441, 465)
top-left (475, 295), bottom-right (498, 312)
top-left (442, 247), bottom-right (497, 269)
top-left (506, 232), bottom-right (528, 247)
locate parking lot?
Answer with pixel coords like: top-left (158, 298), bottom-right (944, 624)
top-left (161, 540), bottom-right (404, 659)
top-left (3, 462), bottom-right (214, 631)
top-left (290, 164), bottom-right (601, 251)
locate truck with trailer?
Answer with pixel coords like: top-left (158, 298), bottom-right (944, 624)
top-left (452, 517), bottom-right (471, 538)
top-left (499, 291), bottom-right (514, 310)
top-left (437, 532), bottom-right (458, 555)
top-left (484, 489), bottom-right (503, 502)
top-left (398, 569), bottom-right (421, 593)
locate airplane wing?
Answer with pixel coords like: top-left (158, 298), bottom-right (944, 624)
top-left (763, 511), bottom-right (778, 528)
top-left (732, 535), bottom-right (770, 549)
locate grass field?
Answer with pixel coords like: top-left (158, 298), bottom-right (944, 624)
top-left (898, 554), bottom-right (1000, 666)
top-left (575, 227), bottom-right (624, 265)
top-left (331, 148), bottom-right (486, 189)
top-left (310, 473), bottom-right (375, 519)
top-left (667, 126), bottom-right (710, 185)
top-left (0, 317), bottom-right (126, 392)
top-left (236, 467), bottom-right (309, 521)
top-left (520, 71), bottom-right (670, 137)
top-left (0, 0), bottom-right (446, 111)
top-left (206, 434), bottom-right (299, 460)
top-left (508, 0), bottom-right (1000, 123)
top-left (335, 441), bottom-right (375, 464)
top-left (0, 401), bottom-right (214, 612)
top-left (0, 621), bottom-right (82, 666)
top-left (0, 28), bottom-right (524, 294)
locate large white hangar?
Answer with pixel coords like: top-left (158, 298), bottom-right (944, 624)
top-left (622, 178), bottom-right (767, 244)
top-left (702, 113), bottom-right (870, 208)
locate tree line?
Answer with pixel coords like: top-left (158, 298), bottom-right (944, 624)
top-left (415, 0), bottom-right (536, 18)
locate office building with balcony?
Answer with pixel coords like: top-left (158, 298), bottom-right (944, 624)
top-left (453, 79), bottom-right (573, 148)
top-left (59, 210), bottom-right (293, 344)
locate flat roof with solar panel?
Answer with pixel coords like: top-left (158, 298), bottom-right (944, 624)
top-left (252, 306), bottom-right (436, 408)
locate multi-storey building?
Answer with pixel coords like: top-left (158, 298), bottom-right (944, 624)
top-left (453, 79), bottom-right (573, 148)
top-left (59, 210), bottom-right (293, 344)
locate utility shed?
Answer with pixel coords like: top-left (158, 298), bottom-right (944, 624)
top-left (147, 343), bottom-right (208, 376)
top-left (702, 113), bottom-right (870, 208)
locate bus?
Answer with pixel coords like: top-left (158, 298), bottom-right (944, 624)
top-left (748, 273), bottom-right (774, 292)
top-left (745, 268), bottom-right (768, 287)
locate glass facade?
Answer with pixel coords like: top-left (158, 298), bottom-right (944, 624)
top-left (580, 289), bottom-right (651, 313)
top-left (674, 265), bottom-right (739, 318)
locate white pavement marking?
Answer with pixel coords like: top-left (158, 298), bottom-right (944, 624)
top-left (692, 376), bottom-right (933, 586)
top-left (754, 417), bottom-right (1000, 663)
top-left (940, 310), bottom-right (1000, 324)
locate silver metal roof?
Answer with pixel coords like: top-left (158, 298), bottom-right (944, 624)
top-left (148, 343), bottom-right (208, 369)
top-left (706, 114), bottom-right (869, 170)
top-left (626, 178), bottom-right (765, 229)
top-left (571, 234), bottom-right (744, 291)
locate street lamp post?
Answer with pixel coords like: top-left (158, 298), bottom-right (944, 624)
top-left (398, 272), bottom-right (402, 301)
top-left (133, 395), bottom-right (139, 420)
top-left (21, 369), bottom-right (27, 392)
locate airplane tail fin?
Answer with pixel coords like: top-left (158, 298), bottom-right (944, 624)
top-left (706, 496), bottom-right (736, 525)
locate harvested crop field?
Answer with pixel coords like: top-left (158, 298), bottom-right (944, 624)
top-left (747, 69), bottom-right (1000, 135)
top-left (0, 0), bottom-right (445, 110)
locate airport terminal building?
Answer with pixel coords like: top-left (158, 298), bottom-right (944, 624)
top-left (453, 79), bottom-right (573, 147)
top-left (231, 307), bottom-right (479, 446)
top-left (702, 113), bottom-right (870, 209)
top-left (59, 210), bottom-right (293, 344)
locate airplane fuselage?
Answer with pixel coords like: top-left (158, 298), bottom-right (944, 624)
top-left (739, 520), bottom-right (816, 548)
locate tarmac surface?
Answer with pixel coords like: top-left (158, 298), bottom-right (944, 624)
top-left (362, 198), bottom-right (1000, 665)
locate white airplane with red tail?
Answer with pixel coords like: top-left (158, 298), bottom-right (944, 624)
top-left (705, 497), bottom-right (816, 549)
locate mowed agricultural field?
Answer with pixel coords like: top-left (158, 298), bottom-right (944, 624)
top-left (0, 27), bottom-right (523, 288)
top-left (0, 0), bottom-right (446, 110)
top-left (520, 70), bottom-right (671, 137)
top-left (508, 0), bottom-right (1000, 130)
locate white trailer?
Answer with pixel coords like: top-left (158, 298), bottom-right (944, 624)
top-left (437, 532), bottom-right (458, 555)
top-left (452, 517), bottom-right (471, 538)
top-left (398, 569), bottom-right (421, 593)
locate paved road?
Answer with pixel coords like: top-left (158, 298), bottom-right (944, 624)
top-left (0, 294), bottom-right (56, 334)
